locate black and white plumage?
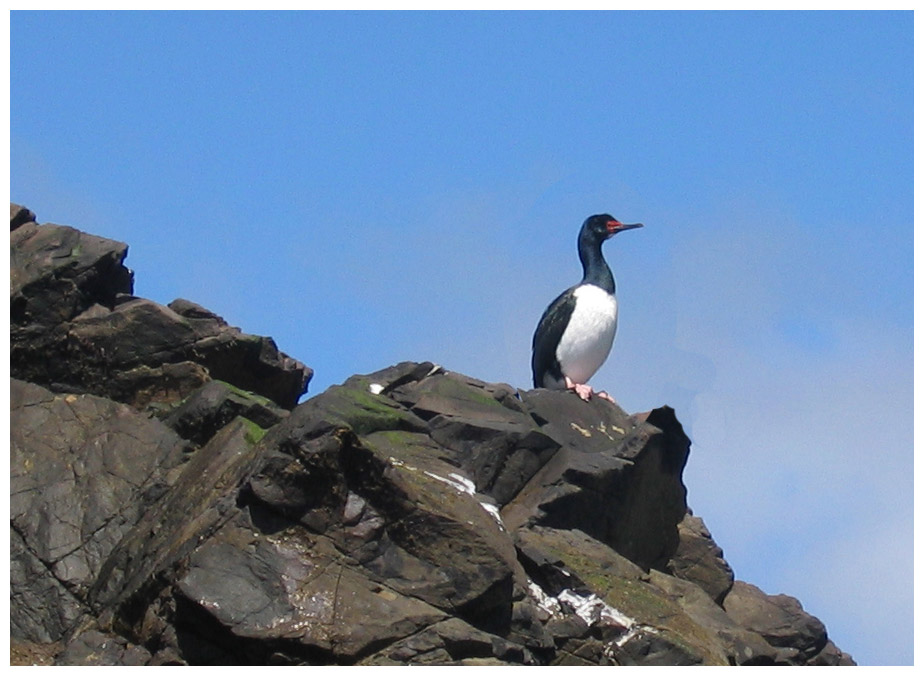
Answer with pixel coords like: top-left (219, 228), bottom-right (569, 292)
top-left (531, 213), bottom-right (643, 402)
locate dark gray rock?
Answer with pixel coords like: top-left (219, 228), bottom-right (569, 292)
top-left (344, 431), bottom-right (520, 626)
top-left (360, 617), bottom-right (534, 665)
top-left (161, 379), bottom-right (288, 446)
top-left (10, 378), bottom-right (186, 640)
top-left (10, 202), bottom-right (37, 230)
top-left (370, 366), bottom-right (561, 504)
top-left (10, 357), bottom-right (857, 666)
top-left (56, 297), bottom-right (311, 408)
top-left (10, 528), bottom-right (88, 643)
top-left (668, 510), bottom-right (735, 603)
top-left (723, 581), bottom-right (853, 665)
top-left (10, 219), bottom-right (133, 330)
top-left (809, 640), bottom-right (858, 666)
top-left (166, 299), bottom-right (312, 409)
top-left (253, 387), bottom-right (520, 623)
top-left (282, 377), bottom-right (429, 438)
top-left (157, 377), bottom-right (522, 663)
top-left (9, 211), bottom-right (312, 409)
top-left (507, 596), bottom-right (557, 658)
top-left (648, 570), bottom-right (778, 665)
top-left (177, 516), bottom-right (447, 662)
top-left (505, 391), bottom-right (690, 572)
top-left (90, 417), bottom-right (267, 613)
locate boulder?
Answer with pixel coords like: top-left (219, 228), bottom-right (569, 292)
top-left (10, 378), bottom-right (186, 642)
top-left (176, 517), bottom-right (447, 662)
top-left (160, 379), bottom-right (289, 446)
top-left (506, 391), bottom-right (690, 572)
top-left (809, 640), bottom-right (859, 666)
top-left (722, 580), bottom-right (843, 665)
top-left (10, 219), bottom-right (132, 330)
top-left (10, 202), bottom-right (36, 230)
top-left (360, 617), bottom-right (534, 665)
top-left (647, 570), bottom-right (778, 665)
top-left (10, 528), bottom-right (88, 644)
top-left (19, 295), bottom-right (311, 409)
top-left (90, 417), bottom-right (268, 614)
top-left (667, 510), bottom-right (735, 603)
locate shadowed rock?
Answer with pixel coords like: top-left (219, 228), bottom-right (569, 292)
top-left (668, 511), bottom-right (735, 604)
top-left (505, 390), bottom-right (690, 572)
top-left (160, 379), bottom-right (289, 447)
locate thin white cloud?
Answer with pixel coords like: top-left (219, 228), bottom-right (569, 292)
top-left (616, 213), bottom-right (913, 666)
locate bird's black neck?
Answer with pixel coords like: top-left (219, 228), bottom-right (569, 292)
top-left (578, 235), bottom-right (615, 294)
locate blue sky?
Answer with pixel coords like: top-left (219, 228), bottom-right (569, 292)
top-left (10, 10), bottom-right (912, 666)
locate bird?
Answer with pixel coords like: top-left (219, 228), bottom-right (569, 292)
top-left (531, 213), bottom-right (643, 402)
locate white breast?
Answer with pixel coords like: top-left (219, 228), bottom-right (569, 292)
top-left (554, 284), bottom-right (618, 386)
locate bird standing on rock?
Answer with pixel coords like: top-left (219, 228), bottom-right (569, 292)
top-left (531, 213), bottom-right (643, 402)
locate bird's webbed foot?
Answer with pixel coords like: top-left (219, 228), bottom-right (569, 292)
top-left (564, 377), bottom-right (616, 404)
top-left (564, 376), bottom-right (594, 401)
top-left (596, 390), bottom-right (616, 404)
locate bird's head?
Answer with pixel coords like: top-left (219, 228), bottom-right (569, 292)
top-left (583, 213), bottom-right (644, 242)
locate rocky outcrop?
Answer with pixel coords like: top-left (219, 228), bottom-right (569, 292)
top-left (9, 204), bottom-right (855, 666)
top-left (10, 208), bottom-right (311, 408)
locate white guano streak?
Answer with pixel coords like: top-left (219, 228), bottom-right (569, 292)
top-left (424, 471), bottom-right (505, 529)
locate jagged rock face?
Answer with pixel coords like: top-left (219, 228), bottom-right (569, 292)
top-left (9, 204), bottom-right (855, 666)
top-left (668, 511), bottom-right (735, 604)
top-left (9, 206), bottom-right (311, 409)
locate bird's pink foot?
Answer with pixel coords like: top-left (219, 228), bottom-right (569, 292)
top-left (596, 390), bottom-right (616, 404)
top-left (565, 377), bottom-right (594, 401)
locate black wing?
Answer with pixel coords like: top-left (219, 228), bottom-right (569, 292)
top-left (531, 287), bottom-right (577, 388)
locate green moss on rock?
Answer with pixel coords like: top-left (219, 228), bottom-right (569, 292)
top-left (320, 384), bottom-right (426, 436)
top-left (239, 417), bottom-right (268, 445)
top-left (212, 379), bottom-right (278, 409)
top-left (423, 375), bottom-right (502, 408)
